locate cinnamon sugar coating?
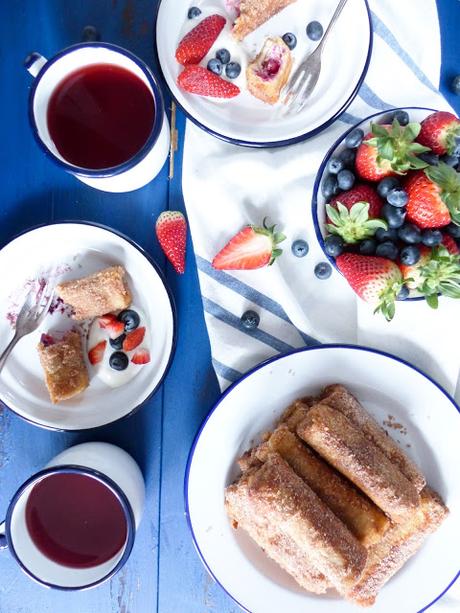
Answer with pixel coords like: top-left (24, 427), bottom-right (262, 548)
top-left (232, 0), bottom-right (297, 40)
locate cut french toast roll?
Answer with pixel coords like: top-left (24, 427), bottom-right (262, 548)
top-left (297, 404), bottom-right (421, 523)
top-left (231, 0), bottom-right (297, 41)
top-left (320, 384), bottom-right (426, 491)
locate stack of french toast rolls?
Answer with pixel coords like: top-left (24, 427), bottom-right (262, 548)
top-left (225, 384), bottom-right (449, 607)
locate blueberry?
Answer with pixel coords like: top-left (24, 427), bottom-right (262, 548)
top-left (377, 177), bottom-right (400, 199)
top-left (359, 238), bottom-right (377, 255)
top-left (382, 203), bottom-right (406, 228)
top-left (321, 174), bottom-right (339, 200)
top-left (109, 351), bottom-right (129, 371)
top-left (376, 241), bottom-right (399, 260)
top-left (440, 154), bottom-right (458, 167)
top-left (386, 188), bottom-right (408, 208)
top-left (292, 239), bottom-right (309, 257)
top-left (337, 169), bottom-right (355, 191)
top-left (225, 61), bottom-right (241, 79)
top-left (451, 75), bottom-right (460, 95)
top-left (339, 148), bottom-right (356, 168)
top-left (207, 58), bottom-right (223, 75)
top-left (188, 6), bottom-right (201, 18)
top-left (118, 309), bottom-right (140, 331)
top-left (400, 245), bottom-right (421, 266)
top-left (327, 157), bottom-right (344, 175)
top-left (418, 151), bottom-right (439, 166)
top-left (240, 310), bottom-right (260, 330)
top-left (376, 227), bottom-right (399, 242)
top-left (81, 25), bottom-right (100, 42)
top-left (314, 261), bottom-right (332, 279)
top-left (344, 128), bottom-right (364, 149)
top-left (282, 32), bottom-right (297, 49)
top-left (109, 333), bottom-right (126, 350)
top-left (446, 223), bottom-right (460, 238)
top-left (324, 235), bottom-right (344, 257)
top-left (216, 48), bottom-right (231, 64)
top-left (397, 285), bottom-right (410, 300)
top-left (306, 20), bottom-right (323, 41)
top-left (392, 110), bottom-right (410, 126)
top-left (421, 229), bottom-right (443, 247)
top-left (398, 223), bottom-right (422, 244)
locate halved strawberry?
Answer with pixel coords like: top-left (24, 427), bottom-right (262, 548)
top-left (212, 219), bottom-right (285, 270)
top-left (417, 111), bottom-right (460, 155)
top-left (98, 314), bottom-right (125, 339)
top-left (405, 163), bottom-right (460, 229)
top-left (178, 65), bottom-right (240, 99)
top-left (131, 348), bottom-right (150, 365)
top-left (156, 211), bottom-right (187, 274)
top-left (355, 120), bottom-right (430, 182)
top-left (123, 327), bottom-right (145, 352)
top-left (336, 253), bottom-right (403, 321)
top-left (329, 184), bottom-right (383, 218)
top-left (175, 14), bottom-right (226, 66)
top-left (88, 340), bottom-right (107, 365)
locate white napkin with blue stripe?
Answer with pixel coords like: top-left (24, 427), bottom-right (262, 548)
top-left (182, 1), bottom-right (460, 604)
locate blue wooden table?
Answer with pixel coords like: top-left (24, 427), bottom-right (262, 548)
top-left (1, 2), bottom-right (459, 612)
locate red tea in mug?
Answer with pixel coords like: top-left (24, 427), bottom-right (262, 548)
top-left (47, 64), bottom-right (155, 169)
top-left (25, 473), bottom-right (128, 568)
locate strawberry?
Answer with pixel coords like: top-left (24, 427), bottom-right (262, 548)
top-left (330, 184), bottom-right (383, 218)
top-left (212, 219), bottom-right (285, 270)
top-left (326, 201), bottom-right (386, 244)
top-left (98, 314), bottom-right (125, 339)
top-left (355, 120), bottom-right (430, 182)
top-left (131, 348), bottom-right (150, 365)
top-left (175, 14), bottom-right (226, 66)
top-left (88, 340), bottom-right (107, 365)
top-left (417, 111), bottom-right (460, 155)
top-left (178, 66), bottom-right (240, 99)
top-left (441, 234), bottom-right (460, 255)
top-left (406, 163), bottom-right (460, 228)
top-left (156, 211), bottom-right (187, 274)
top-left (336, 253), bottom-right (403, 321)
top-left (123, 327), bottom-right (145, 352)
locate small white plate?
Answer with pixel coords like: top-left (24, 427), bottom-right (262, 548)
top-left (156, 0), bottom-right (372, 146)
top-left (0, 222), bottom-right (176, 430)
top-left (186, 345), bottom-right (460, 613)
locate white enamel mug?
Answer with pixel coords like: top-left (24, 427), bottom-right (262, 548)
top-left (0, 442), bottom-right (145, 590)
top-left (25, 43), bottom-right (170, 193)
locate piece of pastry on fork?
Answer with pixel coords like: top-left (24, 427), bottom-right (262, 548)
top-left (230, 0), bottom-right (298, 41)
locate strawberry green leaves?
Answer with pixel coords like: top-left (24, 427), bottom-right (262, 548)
top-left (326, 202), bottom-right (387, 244)
top-left (424, 162), bottom-right (460, 226)
top-left (416, 245), bottom-right (460, 308)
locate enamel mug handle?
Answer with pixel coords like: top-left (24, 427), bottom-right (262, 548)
top-left (24, 52), bottom-right (47, 77)
top-left (0, 521), bottom-right (7, 550)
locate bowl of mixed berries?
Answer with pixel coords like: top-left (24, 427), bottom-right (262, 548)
top-left (312, 107), bottom-right (460, 320)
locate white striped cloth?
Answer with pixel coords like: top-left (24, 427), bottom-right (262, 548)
top-left (182, 2), bottom-right (460, 605)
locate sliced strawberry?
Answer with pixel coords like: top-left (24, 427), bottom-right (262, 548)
top-left (336, 253), bottom-right (403, 321)
top-left (88, 340), bottom-right (107, 365)
top-left (123, 327), bottom-right (146, 352)
top-left (417, 111), bottom-right (460, 155)
top-left (212, 219), bottom-right (285, 270)
top-left (131, 348), bottom-right (150, 365)
top-left (98, 314), bottom-right (125, 339)
top-left (156, 211), bottom-right (187, 274)
top-left (330, 184), bottom-right (383, 218)
top-left (178, 65), bottom-right (240, 99)
top-left (175, 14), bottom-right (226, 66)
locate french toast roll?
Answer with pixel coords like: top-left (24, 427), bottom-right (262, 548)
top-left (231, 0), bottom-right (297, 41)
top-left (255, 426), bottom-right (390, 546)
top-left (346, 487), bottom-right (449, 607)
top-left (297, 404), bottom-right (420, 523)
top-left (320, 384), bottom-right (426, 491)
top-left (246, 37), bottom-right (293, 105)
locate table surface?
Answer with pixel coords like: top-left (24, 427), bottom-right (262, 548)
top-left (1, 2), bottom-right (459, 612)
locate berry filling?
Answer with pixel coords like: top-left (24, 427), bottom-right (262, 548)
top-left (256, 46), bottom-right (285, 81)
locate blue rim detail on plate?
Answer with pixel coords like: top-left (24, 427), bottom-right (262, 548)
top-left (3, 465), bottom-right (136, 591)
top-left (154, 0), bottom-right (373, 148)
top-left (311, 106), bottom-right (438, 303)
top-left (27, 42), bottom-right (165, 177)
top-left (0, 220), bottom-right (177, 432)
top-left (184, 343), bottom-right (460, 613)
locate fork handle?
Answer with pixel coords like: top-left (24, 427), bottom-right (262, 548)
top-left (317, 0), bottom-right (349, 53)
top-left (0, 331), bottom-right (21, 375)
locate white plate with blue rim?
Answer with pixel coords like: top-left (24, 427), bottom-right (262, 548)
top-left (185, 345), bottom-right (460, 612)
top-left (0, 222), bottom-right (176, 431)
top-left (156, 0), bottom-right (372, 147)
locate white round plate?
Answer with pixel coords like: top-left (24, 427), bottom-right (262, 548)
top-left (0, 222), bottom-right (176, 430)
top-left (186, 345), bottom-right (460, 613)
top-left (156, 0), bottom-right (372, 146)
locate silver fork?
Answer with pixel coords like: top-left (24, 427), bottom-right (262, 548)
top-left (283, 0), bottom-right (349, 114)
top-left (0, 278), bottom-right (54, 374)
